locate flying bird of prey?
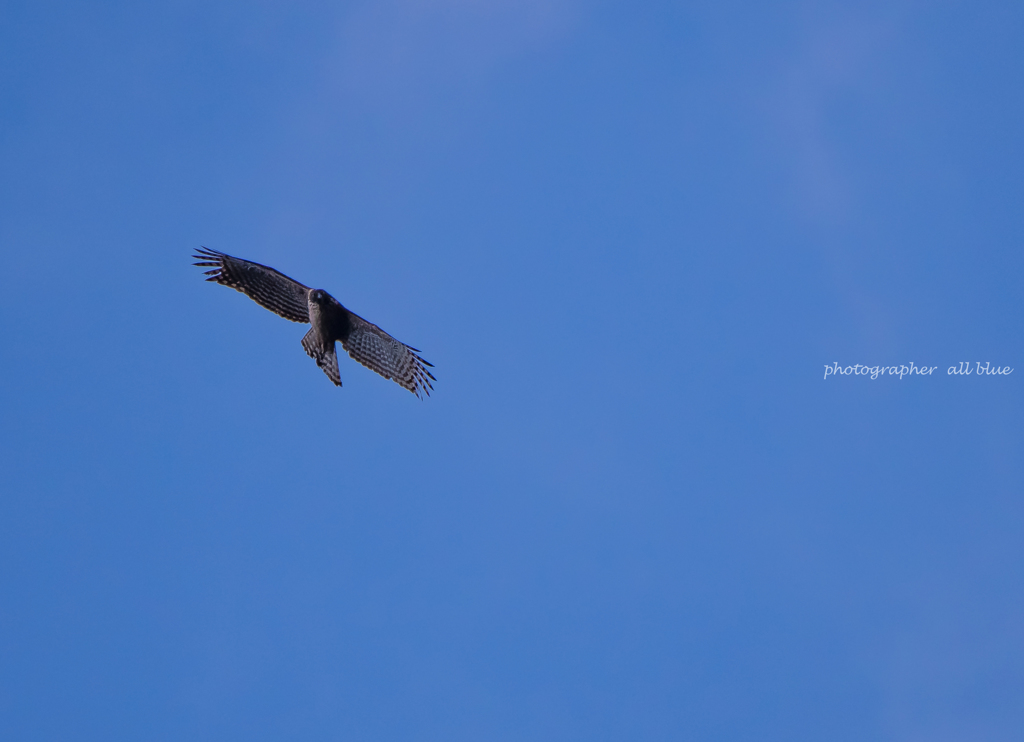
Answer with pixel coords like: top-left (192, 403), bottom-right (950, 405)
top-left (193, 247), bottom-right (434, 397)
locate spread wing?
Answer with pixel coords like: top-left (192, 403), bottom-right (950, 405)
top-left (193, 247), bottom-right (311, 323)
top-left (342, 313), bottom-right (435, 398)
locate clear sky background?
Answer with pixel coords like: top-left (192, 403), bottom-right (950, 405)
top-left (1, 1), bottom-right (1022, 739)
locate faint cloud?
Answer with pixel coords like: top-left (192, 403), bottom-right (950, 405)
top-left (260, 0), bottom-right (581, 244)
top-left (756, 6), bottom-right (909, 353)
top-left (879, 611), bottom-right (1024, 741)
top-left (329, 0), bottom-right (580, 98)
top-left (759, 6), bottom-right (899, 224)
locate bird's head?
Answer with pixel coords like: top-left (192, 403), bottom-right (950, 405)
top-left (309, 289), bottom-right (327, 304)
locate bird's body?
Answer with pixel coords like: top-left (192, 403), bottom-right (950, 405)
top-left (193, 248), bottom-right (434, 397)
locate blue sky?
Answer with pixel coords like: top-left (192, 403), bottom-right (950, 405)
top-left (1, 1), bottom-right (1021, 739)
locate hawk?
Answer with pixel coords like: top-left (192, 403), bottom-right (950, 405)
top-left (193, 247), bottom-right (434, 397)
